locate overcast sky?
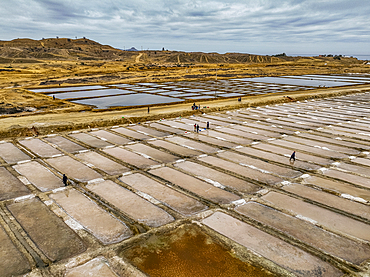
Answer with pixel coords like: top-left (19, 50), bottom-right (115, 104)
top-left (1, 0), bottom-right (369, 57)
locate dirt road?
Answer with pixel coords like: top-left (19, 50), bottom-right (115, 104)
top-left (135, 53), bottom-right (143, 63)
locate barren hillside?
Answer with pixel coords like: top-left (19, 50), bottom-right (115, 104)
top-left (0, 37), bottom-right (293, 64)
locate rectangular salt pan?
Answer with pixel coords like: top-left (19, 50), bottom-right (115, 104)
top-left (71, 93), bottom-right (184, 109)
top-left (149, 166), bottom-right (240, 205)
top-left (89, 130), bottom-right (132, 145)
top-left (29, 85), bottom-right (107, 93)
top-left (46, 155), bottom-right (102, 182)
top-left (87, 180), bottom-right (173, 227)
top-left (45, 136), bottom-right (86, 153)
top-left (262, 191), bottom-right (370, 242)
top-left (236, 202), bottom-right (370, 265)
top-left (202, 212), bottom-right (342, 277)
top-left (13, 161), bottom-right (64, 192)
top-left (126, 143), bottom-right (179, 163)
top-left (47, 89), bottom-right (132, 100)
top-left (19, 138), bottom-right (62, 158)
top-left (8, 198), bottom-right (86, 261)
top-left (69, 133), bottom-right (112, 148)
top-left (103, 147), bottom-right (159, 169)
top-left (50, 188), bottom-right (132, 244)
top-left (120, 173), bottom-right (207, 216)
top-left (0, 142), bottom-right (30, 163)
top-left (0, 224), bottom-right (30, 276)
top-left (0, 167), bottom-right (31, 200)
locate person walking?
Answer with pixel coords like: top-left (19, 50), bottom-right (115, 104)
top-left (196, 124), bottom-right (199, 133)
top-left (63, 174), bottom-right (68, 186)
top-left (206, 121), bottom-right (209, 129)
top-left (289, 151), bottom-right (296, 162)
top-left (194, 123), bottom-right (197, 132)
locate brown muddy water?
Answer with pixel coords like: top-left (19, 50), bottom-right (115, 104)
top-left (121, 224), bottom-right (274, 277)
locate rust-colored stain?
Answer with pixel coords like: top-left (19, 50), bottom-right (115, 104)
top-left (122, 224), bottom-right (274, 277)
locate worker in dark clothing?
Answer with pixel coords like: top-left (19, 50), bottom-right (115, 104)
top-left (206, 121), bottom-right (210, 129)
top-left (63, 174), bottom-right (68, 186)
top-left (289, 151), bottom-right (296, 162)
top-left (196, 124), bottom-right (199, 133)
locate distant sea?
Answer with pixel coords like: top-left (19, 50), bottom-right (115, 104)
top-left (290, 54), bottom-right (370, 61)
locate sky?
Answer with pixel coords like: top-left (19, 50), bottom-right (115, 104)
top-left (1, 0), bottom-right (369, 57)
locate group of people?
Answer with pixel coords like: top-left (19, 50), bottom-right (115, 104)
top-left (192, 103), bottom-right (201, 110)
top-left (193, 121), bottom-right (210, 133)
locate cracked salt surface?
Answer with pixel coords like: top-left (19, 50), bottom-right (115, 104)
top-left (121, 172), bottom-right (132, 176)
top-left (136, 191), bottom-right (162, 205)
top-left (52, 187), bottom-right (67, 193)
top-left (318, 168), bottom-right (329, 173)
top-left (295, 214), bottom-right (318, 225)
top-left (65, 218), bottom-right (84, 230)
top-left (231, 199), bottom-right (246, 207)
top-left (239, 163), bottom-right (271, 174)
top-left (138, 153), bottom-right (152, 159)
top-left (18, 176), bottom-right (31, 185)
top-left (87, 178), bottom-right (105, 184)
top-left (180, 144), bottom-right (196, 150)
top-left (44, 200), bottom-right (53, 206)
top-left (196, 176), bottom-right (225, 189)
top-left (14, 194), bottom-right (35, 202)
top-left (341, 194), bottom-right (368, 204)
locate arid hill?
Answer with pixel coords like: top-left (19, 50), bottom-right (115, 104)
top-left (0, 38), bottom-right (129, 62)
top-left (0, 37), bottom-right (297, 64)
top-left (1, 37), bottom-right (366, 67)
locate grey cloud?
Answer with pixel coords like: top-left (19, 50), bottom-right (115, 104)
top-left (0, 0), bottom-right (369, 55)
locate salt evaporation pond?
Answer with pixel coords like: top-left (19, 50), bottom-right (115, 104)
top-left (71, 93), bottom-right (184, 109)
top-left (46, 89), bottom-right (132, 100)
top-left (30, 85), bottom-right (107, 93)
top-left (240, 77), bottom-right (358, 87)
